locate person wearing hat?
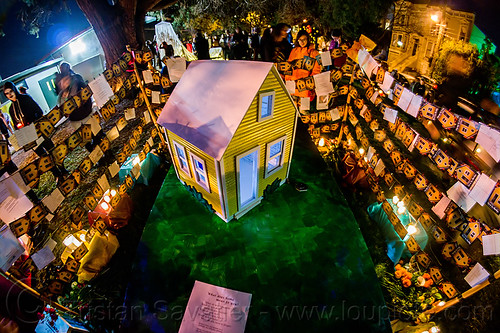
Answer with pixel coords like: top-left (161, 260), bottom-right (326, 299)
top-left (2, 81), bottom-right (43, 129)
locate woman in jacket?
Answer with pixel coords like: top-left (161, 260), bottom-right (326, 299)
top-left (285, 30), bottom-right (321, 100)
top-left (3, 81), bottom-right (43, 129)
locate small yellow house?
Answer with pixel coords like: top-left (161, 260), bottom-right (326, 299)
top-left (441, 242), bottom-right (457, 260)
top-left (486, 181), bottom-right (500, 214)
top-left (440, 282), bottom-right (457, 299)
top-left (420, 102), bottom-right (439, 120)
top-left (452, 247), bottom-right (470, 268)
top-left (432, 150), bottom-right (450, 170)
top-left (437, 109), bottom-right (458, 129)
top-left (457, 118), bottom-right (479, 139)
top-left (418, 212), bottom-right (434, 231)
top-left (429, 267), bottom-right (443, 283)
top-left (424, 184), bottom-right (442, 203)
top-left (158, 61), bottom-right (297, 222)
top-left (414, 173), bottom-right (429, 191)
top-left (415, 137), bottom-right (433, 155)
top-left (416, 252), bottom-right (431, 269)
top-left (461, 221), bottom-right (480, 244)
top-left (455, 164), bottom-right (478, 188)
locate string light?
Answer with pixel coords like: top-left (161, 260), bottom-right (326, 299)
top-left (318, 138), bottom-right (325, 147)
top-left (101, 202), bottom-right (110, 210)
top-left (392, 196), bottom-right (399, 204)
top-left (110, 189), bottom-right (117, 196)
top-left (407, 224), bottom-right (417, 234)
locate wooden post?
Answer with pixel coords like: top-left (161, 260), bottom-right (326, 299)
top-left (126, 45), bottom-right (166, 146)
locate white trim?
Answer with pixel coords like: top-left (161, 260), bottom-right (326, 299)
top-left (189, 153), bottom-right (210, 192)
top-left (265, 135), bottom-right (287, 178)
top-left (172, 140), bottom-right (191, 177)
top-left (258, 90), bottom-right (275, 122)
top-left (235, 146), bottom-right (260, 210)
top-left (214, 159), bottom-right (226, 220)
top-left (234, 197), bottom-right (263, 220)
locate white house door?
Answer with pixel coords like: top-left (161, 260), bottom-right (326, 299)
top-left (237, 148), bottom-right (259, 209)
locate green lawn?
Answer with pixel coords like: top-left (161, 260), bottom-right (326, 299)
top-left (123, 127), bottom-right (390, 333)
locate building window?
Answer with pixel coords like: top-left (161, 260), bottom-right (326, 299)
top-left (190, 153), bottom-right (210, 192)
top-left (173, 141), bottom-right (191, 177)
top-left (258, 91), bottom-right (275, 121)
top-left (265, 136), bottom-right (286, 177)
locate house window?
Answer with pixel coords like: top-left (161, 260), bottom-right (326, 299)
top-left (258, 91), bottom-right (275, 121)
top-left (265, 136), bottom-right (286, 177)
top-left (190, 153), bottom-right (210, 192)
top-left (173, 141), bottom-right (191, 177)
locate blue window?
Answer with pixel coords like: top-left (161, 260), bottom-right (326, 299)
top-left (258, 91), bottom-right (275, 121)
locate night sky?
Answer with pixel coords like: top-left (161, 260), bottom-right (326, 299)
top-left (0, 0), bottom-right (498, 79)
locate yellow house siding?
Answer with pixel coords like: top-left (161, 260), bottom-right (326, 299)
top-left (166, 130), bottom-right (222, 216)
top-left (223, 69), bottom-right (297, 217)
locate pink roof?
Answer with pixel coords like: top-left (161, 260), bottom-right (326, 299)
top-left (158, 60), bottom-right (275, 160)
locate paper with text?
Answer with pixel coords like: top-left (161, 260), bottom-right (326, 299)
top-left (89, 75), bottom-right (114, 109)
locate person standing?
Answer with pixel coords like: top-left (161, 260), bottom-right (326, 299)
top-left (250, 27), bottom-right (261, 60)
top-left (0, 113), bottom-right (12, 140)
top-left (412, 77), bottom-right (426, 96)
top-left (285, 30), bottom-right (321, 100)
top-left (194, 31), bottom-right (210, 60)
top-left (261, 23), bottom-right (292, 63)
top-left (231, 27), bottom-right (247, 60)
top-left (2, 82), bottom-right (43, 129)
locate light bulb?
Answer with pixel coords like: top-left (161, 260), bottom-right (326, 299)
top-left (397, 206), bottom-right (406, 215)
top-left (438, 301), bottom-right (445, 306)
top-left (397, 201), bottom-right (404, 208)
top-left (110, 189), bottom-right (117, 196)
top-left (430, 327), bottom-right (439, 333)
top-left (104, 195), bottom-right (111, 203)
top-left (392, 196), bottom-right (399, 204)
top-left (79, 233), bottom-right (86, 242)
top-left (407, 224), bottom-right (417, 234)
top-left (359, 148), bottom-right (365, 155)
top-left (101, 202), bottom-right (109, 210)
top-left (318, 138), bottom-right (325, 147)
top-left (133, 156), bottom-right (141, 165)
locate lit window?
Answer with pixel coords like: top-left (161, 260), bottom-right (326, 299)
top-left (258, 91), bottom-right (275, 121)
top-left (265, 136), bottom-right (286, 177)
top-left (190, 153), bottom-right (210, 192)
top-left (173, 141), bottom-right (191, 177)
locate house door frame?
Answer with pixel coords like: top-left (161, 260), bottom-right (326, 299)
top-left (236, 146), bottom-right (260, 210)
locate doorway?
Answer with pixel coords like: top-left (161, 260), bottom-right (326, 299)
top-left (236, 147), bottom-right (259, 209)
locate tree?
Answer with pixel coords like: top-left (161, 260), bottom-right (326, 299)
top-left (3, 0), bottom-right (178, 66)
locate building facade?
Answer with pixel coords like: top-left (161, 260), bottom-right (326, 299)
top-left (388, 0), bottom-right (474, 76)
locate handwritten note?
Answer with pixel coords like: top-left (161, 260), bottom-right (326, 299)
top-left (124, 108), bottom-right (136, 121)
top-left (0, 225), bottom-right (24, 271)
top-left (464, 263), bottom-right (490, 287)
top-left (406, 94), bottom-right (422, 118)
top-left (316, 95), bottom-right (329, 110)
top-left (397, 87), bottom-right (413, 112)
top-left (482, 234), bottom-right (500, 256)
top-left (374, 159), bottom-right (385, 176)
top-left (88, 75), bottom-right (114, 109)
top-left (447, 181), bottom-right (476, 212)
top-left (379, 72), bottom-right (394, 92)
top-left (142, 70), bottom-right (154, 84)
top-left (87, 114), bottom-right (101, 136)
top-left (42, 188), bottom-right (65, 213)
top-left (432, 196), bottom-right (451, 220)
top-left (469, 173), bottom-right (496, 206)
top-left (383, 107), bottom-right (398, 124)
top-left (152, 91), bottom-right (161, 104)
top-left (330, 108), bottom-right (340, 121)
top-left (144, 111), bottom-right (151, 124)
top-left (475, 125), bottom-right (500, 162)
top-left (320, 51), bottom-right (332, 67)
top-left (106, 126), bottom-right (120, 142)
top-left (313, 72), bottom-right (334, 96)
top-left (97, 174), bottom-right (110, 193)
top-left (108, 161), bottom-right (120, 178)
top-left (14, 123), bottom-right (38, 147)
top-left (300, 97), bottom-right (310, 111)
top-left (89, 146), bottom-right (104, 164)
top-left (31, 245), bottom-right (56, 270)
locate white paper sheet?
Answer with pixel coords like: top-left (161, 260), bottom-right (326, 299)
top-left (432, 196), bottom-right (451, 220)
top-left (88, 74), bottom-right (114, 109)
top-left (370, 90), bottom-right (379, 104)
top-left (47, 238), bottom-right (57, 251)
top-left (397, 87), bottom-right (413, 112)
top-left (406, 94), bottom-right (422, 118)
top-left (447, 181), bottom-right (476, 213)
top-left (316, 95), bottom-right (329, 110)
top-left (482, 234), bottom-right (500, 256)
top-left (320, 51), bottom-right (332, 67)
top-left (363, 56), bottom-right (379, 78)
top-left (106, 126), bottom-right (120, 142)
top-left (0, 176), bottom-right (33, 223)
top-left (313, 72), bottom-right (334, 96)
top-left (464, 263), bottom-right (490, 288)
top-left (468, 173), bottom-right (497, 206)
top-left (42, 188), bottom-right (65, 213)
top-left (124, 108), bottom-right (136, 121)
top-left (357, 49), bottom-right (369, 68)
top-left (8, 134), bottom-right (21, 152)
top-left (374, 159), bottom-right (385, 176)
top-left (166, 57), bottom-right (186, 83)
top-left (178, 281), bottom-right (252, 333)
top-left (380, 72), bottom-right (394, 92)
top-left (89, 146), bottom-right (104, 164)
top-left (366, 146), bottom-right (375, 162)
top-left (147, 137), bottom-right (154, 147)
top-left (97, 174), bottom-right (110, 193)
top-left (475, 124), bottom-right (500, 162)
top-left (0, 225), bottom-right (24, 271)
top-left (9, 172), bottom-right (30, 194)
top-left (152, 91), bottom-right (161, 104)
top-left (86, 115), bottom-right (101, 136)
top-left (131, 163), bottom-right (141, 179)
top-left (360, 105), bottom-right (368, 117)
top-left (144, 111), bottom-right (152, 124)
top-left (108, 161), bottom-right (120, 177)
top-left (300, 97), bottom-right (310, 111)
top-left (330, 108), bottom-right (340, 121)
top-left (31, 245), bottom-right (56, 270)
top-left (14, 123), bottom-right (38, 147)
top-left (383, 107), bottom-right (398, 124)
top-left (142, 70), bottom-right (154, 84)
top-left (285, 80), bottom-right (295, 95)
